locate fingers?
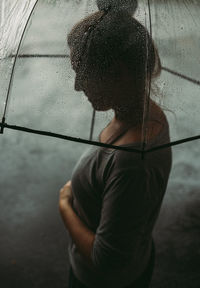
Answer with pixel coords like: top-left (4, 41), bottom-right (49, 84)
top-left (60, 180), bottom-right (71, 193)
top-left (65, 180), bottom-right (72, 187)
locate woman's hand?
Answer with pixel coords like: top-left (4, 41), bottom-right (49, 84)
top-left (59, 180), bottom-right (73, 211)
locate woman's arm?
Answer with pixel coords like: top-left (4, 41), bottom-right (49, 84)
top-left (59, 181), bottom-right (95, 267)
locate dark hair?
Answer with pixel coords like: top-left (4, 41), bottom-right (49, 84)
top-left (67, 2), bottom-right (162, 123)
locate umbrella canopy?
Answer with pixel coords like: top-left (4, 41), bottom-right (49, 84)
top-left (0, 0), bottom-right (200, 156)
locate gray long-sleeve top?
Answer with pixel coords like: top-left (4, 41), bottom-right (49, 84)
top-left (68, 117), bottom-right (172, 288)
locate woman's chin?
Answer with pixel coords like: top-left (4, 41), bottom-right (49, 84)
top-left (92, 103), bottom-right (110, 111)
top-left (90, 101), bottom-right (102, 111)
top-left (92, 104), bottom-right (101, 111)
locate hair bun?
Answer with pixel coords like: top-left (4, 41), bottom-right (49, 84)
top-left (96, 0), bottom-right (138, 15)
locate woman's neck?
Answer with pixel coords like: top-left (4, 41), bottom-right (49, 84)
top-left (113, 106), bottom-right (143, 129)
top-left (113, 99), bottom-right (156, 127)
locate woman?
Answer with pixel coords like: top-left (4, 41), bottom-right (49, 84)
top-left (59, 1), bottom-right (172, 287)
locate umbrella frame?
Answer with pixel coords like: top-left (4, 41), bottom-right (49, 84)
top-left (0, 0), bottom-right (200, 158)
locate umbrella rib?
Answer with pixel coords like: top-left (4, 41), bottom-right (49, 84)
top-left (89, 109), bottom-right (96, 141)
top-left (10, 54), bottom-right (68, 58)
top-left (141, 0), bottom-right (153, 160)
top-left (7, 54), bottom-right (200, 86)
top-left (146, 134), bottom-right (200, 153)
top-left (0, 122), bottom-right (141, 154)
top-left (0, 121), bottom-right (199, 153)
top-left (162, 66), bottom-right (200, 86)
top-left (0, 0), bottom-right (40, 134)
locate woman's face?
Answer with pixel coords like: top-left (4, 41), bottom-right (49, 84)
top-left (74, 74), bottom-right (114, 111)
top-left (73, 61), bottom-right (136, 112)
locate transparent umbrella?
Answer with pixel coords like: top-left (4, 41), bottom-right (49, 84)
top-left (0, 0), bottom-right (200, 159)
